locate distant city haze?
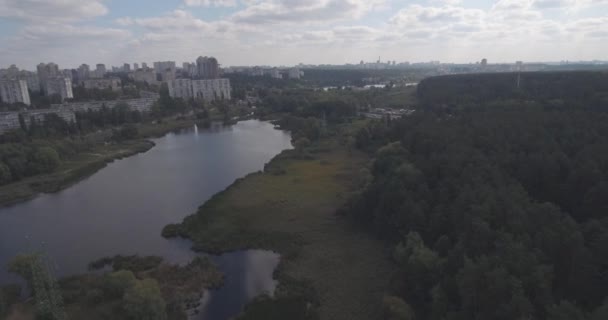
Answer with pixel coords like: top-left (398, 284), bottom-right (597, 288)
top-left (1, 0), bottom-right (608, 69)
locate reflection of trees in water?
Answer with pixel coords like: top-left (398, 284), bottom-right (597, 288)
top-left (201, 250), bottom-right (279, 320)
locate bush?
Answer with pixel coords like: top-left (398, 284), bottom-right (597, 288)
top-left (103, 270), bottom-right (136, 299)
top-left (123, 279), bottom-right (167, 320)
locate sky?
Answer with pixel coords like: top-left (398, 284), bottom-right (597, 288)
top-left (1, 0), bottom-right (608, 70)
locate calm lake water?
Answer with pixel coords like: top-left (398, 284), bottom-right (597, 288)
top-left (0, 120), bottom-right (292, 319)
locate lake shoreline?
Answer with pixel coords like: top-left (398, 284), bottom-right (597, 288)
top-left (0, 118), bottom-right (198, 208)
top-left (1, 119), bottom-right (292, 319)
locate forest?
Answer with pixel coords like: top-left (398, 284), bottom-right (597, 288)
top-left (417, 71), bottom-right (608, 109)
top-left (344, 71), bottom-right (608, 320)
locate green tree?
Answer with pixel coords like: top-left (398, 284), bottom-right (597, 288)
top-left (103, 270), bottom-right (137, 299)
top-left (7, 254), bottom-right (37, 286)
top-left (123, 279), bottom-right (167, 320)
top-left (30, 147), bottom-right (60, 174)
top-left (294, 137), bottom-right (311, 154)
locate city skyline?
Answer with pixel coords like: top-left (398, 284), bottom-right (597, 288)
top-left (1, 0), bottom-right (608, 69)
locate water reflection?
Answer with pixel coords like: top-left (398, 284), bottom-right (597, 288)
top-left (0, 120), bottom-right (292, 319)
top-left (200, 250), bottom-right (279, 319)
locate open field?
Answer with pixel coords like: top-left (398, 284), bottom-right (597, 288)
top-left (165, 123), bottom-right (394, 320)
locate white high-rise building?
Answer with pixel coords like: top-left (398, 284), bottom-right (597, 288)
top-left (167, 78), bottom-right (231, 102)
top-left (167, 79), bottom-right (193, 99)
top-left (45, 77), bottom-right (73, 101)
top-left (0, 80), bottom-right (31, 105)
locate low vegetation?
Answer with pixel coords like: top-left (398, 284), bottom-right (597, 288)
top-left (5, 254), bottom-right (223, 320)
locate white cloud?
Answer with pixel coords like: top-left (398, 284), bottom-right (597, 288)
top-left (231, 0), bottom-right (385, 25)
top-left (183, 0), bottom-right (237, 7)
top-left (0, 0), bottom-right (108, 22)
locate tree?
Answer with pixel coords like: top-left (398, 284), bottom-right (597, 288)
top-left (123, 279), bottom-right (167, 320)
top-left (294, 137), bottom-right (311, 154)
top-left (30, 147), bottom-right (60, 174)
top-left (103, 270), bottom-right (136, 299)
top-left (7, 254), bottom-right (37, 286)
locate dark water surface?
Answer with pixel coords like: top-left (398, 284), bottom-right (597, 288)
top-left (0, 120), bottom-right (292, 319)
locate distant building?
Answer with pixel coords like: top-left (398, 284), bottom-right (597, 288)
top-left (288, 68), bottom-right (303, 79)
top-left (142, 62), bottom-right (148, 69)
top-left (83, 78), bottom-right (122, 91)
top-left (153, 61), bottom-right (176, 82)
top-left (133, 63), bottom-right (139, 70)
top-left (167, 79), bottom-right (193, 99)
top-left (1, 65), bottom-right (20, 79)
top-left (61, 69), bottom-right (74, 81)
top-left (161, 68), bottom-right (176, 81)
top-left (153, 61), bottom-right (176, 76)
top-left (77, 64), bottom-right (90, 82)
top-left (195, 56), bottom-right (219, 79)
top-left (128, 69), bottom-right (157, 84)
top-left (167, 78), bottom-right (231, 102)
top-left (95, 64), bottom-right (106, 77)
top-left (45, 77), bottom-right (73, 101)
top-left (192, 79), bottom-right (231, 101)
top-left (481, 58), bottom-right (488, 68)
top-left (266, 68), bottom-right (282, 79)
top-left (182, 62), bottom-right (196, 77)
top-left (19, 71), bottom-right (40, 92)
top-left (37, 62), bottom-right (60, 93)
top-left (123, 63), bottom-right (131, 72)
top-left (249, 67), bottom-right (264, 77)
top-left (0, 79), bottom-right (30, 105)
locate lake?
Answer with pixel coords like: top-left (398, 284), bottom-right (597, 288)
top-left (0, 120), bottom-right (293, 319)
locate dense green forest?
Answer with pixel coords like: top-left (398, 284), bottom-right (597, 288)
top-left (344, 72), bottom-right (608, 320)
top-left (417, 71), bottom-right (608, 109)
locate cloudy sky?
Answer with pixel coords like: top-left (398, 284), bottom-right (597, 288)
top-left (1, 0), bottom-right (607, 70)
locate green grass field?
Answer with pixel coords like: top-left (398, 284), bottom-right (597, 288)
top-left (165, 123), bottom-right (394, 320)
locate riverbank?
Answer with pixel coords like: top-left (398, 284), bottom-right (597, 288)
top-left (0, 118), bottom-right (197, 208)
top-left (164, 121), bottom-right (394, 320)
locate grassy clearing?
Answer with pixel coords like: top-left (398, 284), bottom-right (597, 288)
top-left (165, 122), bottom-right (394, 320)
